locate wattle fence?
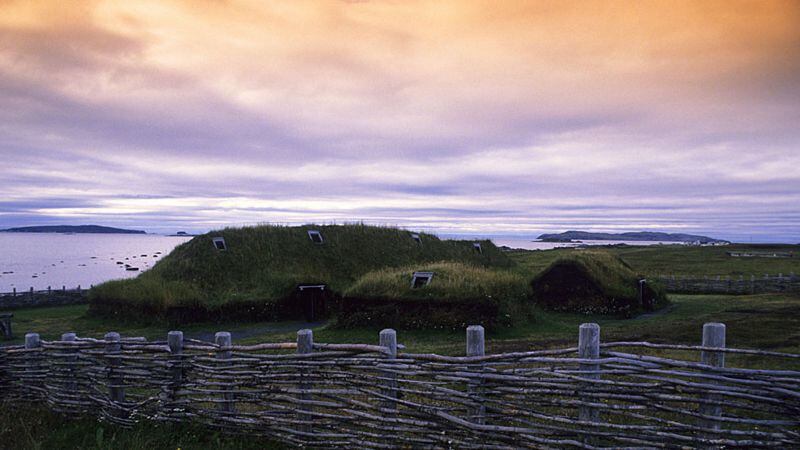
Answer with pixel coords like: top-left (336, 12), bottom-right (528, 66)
top-left (1, 324), bottom-right (799, 448)
top-left (0, 286), bottom-right (88, 309)
top-left (655, 273), bottom-right (799, 295)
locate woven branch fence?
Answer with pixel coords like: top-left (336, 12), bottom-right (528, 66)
top-left (655, 273), bottom-right (799, 295)
top-left (1, 323), bottom-right (799, 449)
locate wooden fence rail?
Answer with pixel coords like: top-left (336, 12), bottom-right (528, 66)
top-left (1, 323), bottom-right (799, 448)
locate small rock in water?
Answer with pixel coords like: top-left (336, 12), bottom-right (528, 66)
top-left (126, 267), bottom-right (139, 271)
top-left (116, 261), bottom-right (124, 265)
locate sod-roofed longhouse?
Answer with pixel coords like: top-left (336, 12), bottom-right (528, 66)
top-left (88, 224), bottom-right (514, 324)
top-left (338, 262), bottom-right (534, 330)
top-left (531, 251), bottom-right (668, 317)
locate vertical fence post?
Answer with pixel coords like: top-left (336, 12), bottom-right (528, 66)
top-left (105, 332), bottom-right (125, 419)
top-left (12, 287), bottom-right (16, 297)
top-left (29, 287), bottom-right (33, 299)
top-left (379, 329), bottom-right (398, 415)
top-left (24, 333), bottom-right (41, 396)
top-left (61, 332), bottom-right (78, 394)
top-left (700, 323), bottom-right (725, 446)
top-left (167, 331), bottom-right (183, 409)
top-left (579, 323), bottom-right (600, 424)
top-left (297, 329), bottom-right (313, 435)
top-left (466, 325), bottom-right (486, 425)
top-left (214, 331), bottom-right (234, 413)
top-left (25, 332), bottom-right (40, 349)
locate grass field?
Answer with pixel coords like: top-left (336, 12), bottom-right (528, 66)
top-left (7, 292), bottom-right (799, 354)
top-left (509, 243), bottom-right (800, 278)
top-left (0, 402), bottom-right (285, 450)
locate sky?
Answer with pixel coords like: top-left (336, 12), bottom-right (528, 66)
top-left (1, 0), bottom-right (799, 242)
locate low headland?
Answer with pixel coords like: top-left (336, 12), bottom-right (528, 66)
top-left (537, 230), bottom-right (729, 244)
top-left (0, 225), bottom-right (146, 234)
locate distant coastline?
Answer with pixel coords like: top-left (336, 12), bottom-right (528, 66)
top-left (0, 225), bottom-right (146, 234)
top-left (537, 230), bottom-right (729, 244)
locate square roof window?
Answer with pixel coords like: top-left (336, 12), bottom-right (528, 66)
top-left (411, 271), bottom-right (434, 289)
top-left (212, 237), bottom-right (227, 251)
top-left (473, 242), bottom-right (482, 254)
top-left (307, 230), bottom-right (324, 244)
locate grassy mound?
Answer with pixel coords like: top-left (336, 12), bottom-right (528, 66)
top-left (337, 262), bottom-right (533, 330)
top-left (531, 251), bottom-right (668, 317)
top-left (89, 224), bottom-right (513, 323)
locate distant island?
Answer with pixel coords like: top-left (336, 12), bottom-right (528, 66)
top-left (537, 230), bottom-right (728, 244)
top-left (0, 225), bottom-right (146, 234)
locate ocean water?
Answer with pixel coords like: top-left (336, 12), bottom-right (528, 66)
top-left (0, 232), bottom-right (676, 293)
top-left (0, 233), bottom-right (192, 292)
top-left (489, 237), bottom-right (678, 251)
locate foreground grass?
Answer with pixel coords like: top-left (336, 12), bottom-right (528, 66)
top-left (0, 402), bottom-right (284, 450)
top-left (7, 293), bottom-right (800, 355)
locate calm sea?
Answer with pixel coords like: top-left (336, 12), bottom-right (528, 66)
top-left (0, 233), bottom-right (674, 292)
top-left (0, 233), bottom-right (192, 292)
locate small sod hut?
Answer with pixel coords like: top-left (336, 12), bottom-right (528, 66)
top-left (337, 262), bottom-right (533, 330)
top-left (531, 251), bottom-right (668, 317)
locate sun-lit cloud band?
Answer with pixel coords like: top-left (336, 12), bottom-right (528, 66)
top-left (1, 1), bottom-right (799, 241)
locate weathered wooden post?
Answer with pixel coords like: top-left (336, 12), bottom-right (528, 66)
top-left (25, 332), bottom-right (40, 349)
top-left (12, 287), bottom-right (16, 297)
top-left (61, 332), bottom-right (78, 394)
top-left (29, 287), bottom-right (33, 299)
top-left (466, 325), bottom-right (486, 425)
top-left (62, 285), bottom-right (66, 293)
top-left (379, 329), bottom-right (398, 415)
top-left (579, 323), bottom-right (600, 425)
top-left (167, 331), bottom-right (183, 407)
top-left (47, 286), bottom-right (51, 296)
top-left (25, 333), bottom-right (41, 395)
top-left (297, 329), bottom-right (313, 435)
top-left (0, 313), bottom-right (12, 340)
top-left (215, 331), bottom-right (234, 413)
top-left (105, 332), bottom-right (125, 418)
top-left (700, 323), bottom-right (725, 447)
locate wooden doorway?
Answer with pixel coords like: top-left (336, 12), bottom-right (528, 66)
top-left (297, 285), bottom-right (327, 322)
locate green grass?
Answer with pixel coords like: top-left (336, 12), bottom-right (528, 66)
top-left (7, 293), bottom-right (799, 354)
top-left (344, 261), bottom-right (529, 301)
top-left (0, 402), bottom-right (285, 450)
top-left (89, 224), bottom-right (513, 322)
top-left (509, 243), bottom-right (800, 278)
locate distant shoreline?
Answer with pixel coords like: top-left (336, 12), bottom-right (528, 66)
top-left (0, 225), bottom-right (146, 234)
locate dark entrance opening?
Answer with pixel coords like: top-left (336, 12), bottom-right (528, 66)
top-left (297, 285), bottom-right (327, 322)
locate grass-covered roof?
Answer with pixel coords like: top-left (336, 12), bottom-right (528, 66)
top-left (89, 224), bottom-right (514, 322)
top-left (531, 250), bottom-right (668, 316)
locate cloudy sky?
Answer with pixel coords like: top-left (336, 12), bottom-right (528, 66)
top-left (1, 0), bottom-right (799, 241)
